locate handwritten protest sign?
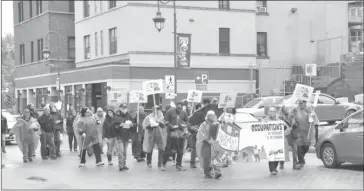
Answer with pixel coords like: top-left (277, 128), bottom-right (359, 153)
top-left (108, 88), bottom-right (128, 107)
top-left (187, 90), bottom-right (202, 103)
top-left (292, 83), bottom-right (314, 102)
top-left (216, 123), bottom-right (240, 151)
top-left (129, 91), bottom-right (147, 103)
top-left (142, 80), bottom-right (164, 95)
top-left (218, 93), bottom-right (237, 108)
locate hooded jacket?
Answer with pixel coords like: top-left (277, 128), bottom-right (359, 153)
top-left (103, 109), bottom-right (117, 139)
top-left (114, 110), bottom-right (134, 142)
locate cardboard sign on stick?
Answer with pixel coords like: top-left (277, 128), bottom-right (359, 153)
top-left (129, 91), bottom-right (147, 103)
top-left (292, 83), bottom-right (314, 102)
top-left (186, 90), bottom-right (203, 103)
top-left (142, 79), bottom-right (164, 95)
top-left (218, 93), bottom-right (237, 108)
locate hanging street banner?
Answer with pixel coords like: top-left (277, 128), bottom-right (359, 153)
top-left (186, 90), bottom-right (203, 103)
top-left (165, 75), bottom-right (176, 99)
top-left (292, 83), bottom-right (314, 102)
top-left (218, 93), bottom-right (237, 108)
top-left (176, 33), bottom-right (191, 68)
top-left (129, 91), bottom-right (147, 103)
top-left (142, 79), bottom-right (164, 95)
top-left (108, 88), bottom-right (128, 107)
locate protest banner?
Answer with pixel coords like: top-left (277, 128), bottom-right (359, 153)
top-left (129, 91), bottom-right (147, 104)
top-left (216, 123), bottom-right (241, 151)
top-left (187, 90), bottom-right (202, 103)
top-left (142, 79), bottom-right (164, 95)
top-left (107, 88), bottom-right (128, 108)
top-left (218, 93), bottom-right (237, 108)
top-left (292, 83), bottom-right (314, 102)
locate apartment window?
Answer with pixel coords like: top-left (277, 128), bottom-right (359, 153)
top-left (37, 38), bottom-right (44, 60)
top-left (95, 32), bottom-right (98, 57)
top-left (36, 0), bottom-right (42, 15)
top-left (100, 30), bottom-right (104, 55)
top-left (84, 0), bottom-right (90, 18)
top-left (84, 35), bottom-right (90, 59)
top-left (257, 32), bottom-right (268, 57)
top-left (68, 37), bottom-right (75, 59)
top-left (218, 0), bottom-right (230, 9)
top-left (109, 28), bottom-right (117, 54)
top-left (30, 41), bottom-right (34, 62)
top-left (109, 0), bottom-right (116, 9)
top-left (219, 28), bottom-right (230, 54)
top-left (100, 1), bottom-right (103, 12)
top-left (20, 44), bottom-right (25, 65)
top-left (29, 0), bottom-right (33, 18)
top-left (256, 1), bottom-right (267, 12)
top-left (18, 1), bottom-right (24, 23)
top-left (69, 0), bottom-right (74, 12)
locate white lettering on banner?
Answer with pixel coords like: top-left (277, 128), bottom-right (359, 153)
top-left (217, 128), bottom-right (239, 151)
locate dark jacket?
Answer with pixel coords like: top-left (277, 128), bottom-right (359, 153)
top-left (164, 108), bottom-right (188, 127)
top-left (1, 116), bottom-right (8, 134)
top-left (50, 112), bottom-right (63, 132)
top-left (103, 116), bottom-right (117, 139)
top-left (130, 112), bottom-right (146, 133)
top-left (29, 110), bottom-right (39, 120)
top-left (38, 114), bottom-right (54, 133)
top-left (66, 115), bottom-right (76, 134)
top-left (114, 111), bottom-right (133, 142)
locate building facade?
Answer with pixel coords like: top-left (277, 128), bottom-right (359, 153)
top-left (348, 1), bottom-right (363, 53)
top-left (13, 0), bottom-right (75, 113)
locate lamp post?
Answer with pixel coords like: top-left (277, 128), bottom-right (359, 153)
top-left (42, 31), bottom-right (61, 102)
top-left (153, 0), bottom-right (178, 97)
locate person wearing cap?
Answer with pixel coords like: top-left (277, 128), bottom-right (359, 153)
top-left (95, 107), bottom-right (106, 154)
top-left (38, 106), bottom-right (57, 160)
top-left (49, 104), bottom-right (64, 158)
top-left (10, 109), bottom-right (41, 163)
top-left (113, 103), bottom-right (135, 171)
top-left (162, 101), bottom-right (189, 171)
top-left (130, 105), bottom-right (147, 162)
top-left (289, 99), bottom-right (319, 168)
top-left (142, 105), bottom-right (166, 168)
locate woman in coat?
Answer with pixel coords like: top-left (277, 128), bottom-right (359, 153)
top-left (142, 106), bottom-right (167, 168)
top-left (103, 109), bottom-right (117, 165)
top-left (75, 107), bottom-right (104, 167)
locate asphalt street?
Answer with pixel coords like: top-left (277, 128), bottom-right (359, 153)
top-left (1, 136), bottom-right (363, 189)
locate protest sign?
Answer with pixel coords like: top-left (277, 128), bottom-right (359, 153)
top-left (313, 90), bottom-right (320, 107)
top-left (218, 93), bottom-right (237, 108)
top-left (216, 123), bottom-right (241, 151)
top-left (108, 88), bottom-right (128, 107)
top-left (142, 80), bottom-right (164, 95)
top-left (292, 83), bottom-right (314, 102)
top-left (129, 91), bottom-right (147, 103)
top-left (187, 90), bottom-right (202, 103)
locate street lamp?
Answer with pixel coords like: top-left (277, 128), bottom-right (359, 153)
top-left (153, 0), bottom-right (178, 97)
top-left (42, 31), bottom-right (61, 103)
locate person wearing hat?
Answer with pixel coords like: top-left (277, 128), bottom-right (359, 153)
top-left (113, 103), bottom-right (135, 171)
top-left (130, 105), bottom-right (147, 162)
top-left (10, 109), bottom-right (41, 162)
top-left (38, 106), bottom-right (57, 160)
top-left (95, 107), bottom-right (106, 154)
top-left (49, 103), bottom-right (64, 158)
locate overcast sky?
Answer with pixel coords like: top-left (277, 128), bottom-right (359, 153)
top-left (2, 1), bottom-right (14, 37)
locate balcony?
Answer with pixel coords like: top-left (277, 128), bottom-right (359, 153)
top-left (349, 16), bottom-right (364, 26)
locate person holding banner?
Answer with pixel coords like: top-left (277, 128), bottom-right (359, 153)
top-left (196, 110), bottom-right (222, 179)
top-left (131, 106), bottom-right (147, 162)
top-left (218, 107), bottom-right (237, 167)
top-left (187, 103), bottom-right (202, 168)
top-left (50, 104), bottom-right (64, 158)
top-left (142, 106), bottom-right (166, 168)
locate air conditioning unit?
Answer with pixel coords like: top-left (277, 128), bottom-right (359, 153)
top-left (259, 7), bottom-right (267, 13)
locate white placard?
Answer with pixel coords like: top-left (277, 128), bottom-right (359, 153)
top-left (292, 83), bottom-right (314, 102)
top-left (129, 91), bottom-right (147, 103)
top-left (186, 90), bottom-right (203, 103)
top-left (313, 90), bottom-right (320, 107)
top-left (108, 88), bottom-right (128, 106)
top-left (165, 75), bottom-right (176, 99)
top-left (143, 79), bottom-right (164, 95)
top-left (218, 93), bottom-right (237, 108)
top-left (305, 64), bottom-right (317, 76)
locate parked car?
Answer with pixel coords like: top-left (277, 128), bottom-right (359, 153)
top-left (235, 112), bottom-right (260, 123)
top-left (282, 93), bottom-right (362, 124)
top-left (237, 96), bottom-right (284, 119)
top-left (316, 109), bottom-right (363, 168)
top-left (1, 111), bottom-right (17, 144)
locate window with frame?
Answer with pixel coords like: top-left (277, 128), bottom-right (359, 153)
top-left (100, 1), bottom-right (103, 12)
top-left (37, 38), bottom-right (43, 60)
top-left (109, 0), bottom-right (116, 9)
top-left (218, 0), bottom-right (230, 9)
top-left (257, 32), bottom-right (268, 57)
top-left (109, 28), bottom-right (117, 54)
top-left (95, 32), bottom-right (98, 57)
top-left (69, 0), bottom-right (74, 12)
top-left (348, 110), bottom-right (363, 124)
top-left (256, 1), bottom-right (267, 8)
top-left (100, 30), bottom-right (104, 55)
top-left (219, 28), bottom-right (230, 54)
top-left (36, 0), bottom-right (42, 15)
top-left (318, 95), bottom-right (336, 105)
top-left (94, 1), bottom-right (98, 14)
top-left (29, 0), bottom-right (33, 18)
top-left (84, 0), bottom-right (90, 18)
top-left (18, 1), bottom-right (24, 23)
top-left (84, 35), bottom-right (90, 59)
top-left (20, 44), bottom-right (25, 65)
top-left (30, 41), bottom-right (34, 62)
top-left (68, 37), bottom-right (75, 59)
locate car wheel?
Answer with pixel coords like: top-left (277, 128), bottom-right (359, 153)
top-left (346, 110), bottom-right (356, 118)
top-left (321, 143), bottom-right (340, 168)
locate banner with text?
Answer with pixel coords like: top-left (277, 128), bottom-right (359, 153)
top-left (176, 33), bottom-right (191, 68)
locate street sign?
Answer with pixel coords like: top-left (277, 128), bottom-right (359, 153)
top-left (196, 84), bottom-right (207, 91)
top-left (194, 71), bottom-right (209, 84)
top-left (165, 75), bottom-right (175, 99)
top-left (56, 78), bottom-right (60, 90)
top-left (305, 64), bottom-right (317, 76)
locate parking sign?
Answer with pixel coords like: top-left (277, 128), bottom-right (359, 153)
top-left (194, 71), bottom-right (209, 85)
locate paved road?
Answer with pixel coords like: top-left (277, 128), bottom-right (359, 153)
top-left (1, 139), bottom-right (363, 189)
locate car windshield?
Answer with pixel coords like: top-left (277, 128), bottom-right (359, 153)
top-left (235, 113), bottom-right (259, 123)
top-left (348, 110), bottom-right (363, 123)
top-left (243, 99), bottom-right (262, 108)
top-left (261, 97), bottom-right (283, 106)
top-left (2, 112), bottom-right (15, 122)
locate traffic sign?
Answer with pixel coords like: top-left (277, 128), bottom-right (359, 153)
top-left (196, 84), bottom-right (207, 91)
top-left (165, 75), bottom-right (176, 99)
top-left (56, 78), bottom-right (60, 90)
top-left (194, 71), bottom-right (209, 85)
top-left (305, 64), bottom-right (317, 77)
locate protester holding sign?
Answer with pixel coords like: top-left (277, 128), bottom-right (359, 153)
top-left (187, 103), bottom-right (202, 168)
top-left (131, 106), bottom-right (147, 162)
top-left (102, 109), bottom-right (117, 165)
top-left (218, 107), bottom-right (237, 167)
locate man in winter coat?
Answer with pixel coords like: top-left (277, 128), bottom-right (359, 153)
top-left (38, 106), bottom-right (57, 160)
top-left (1, 114), bottom-right (8, 153)
top-left (131, 105), bottom-right (147, 162)
top-left (50, 104), bottom-right (64, 157)
top-left (114, 104), bottom-right (134, 171)
top-left (188, 103), bottom-right (202, 168)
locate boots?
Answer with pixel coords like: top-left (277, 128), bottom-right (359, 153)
top-left (107, 155), bottom-right (113, 165)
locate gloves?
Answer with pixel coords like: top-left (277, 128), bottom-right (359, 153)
top-left (79, 131), bottom-right (85, 136)
top-left (82, 133), bottom-right (86, 137)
